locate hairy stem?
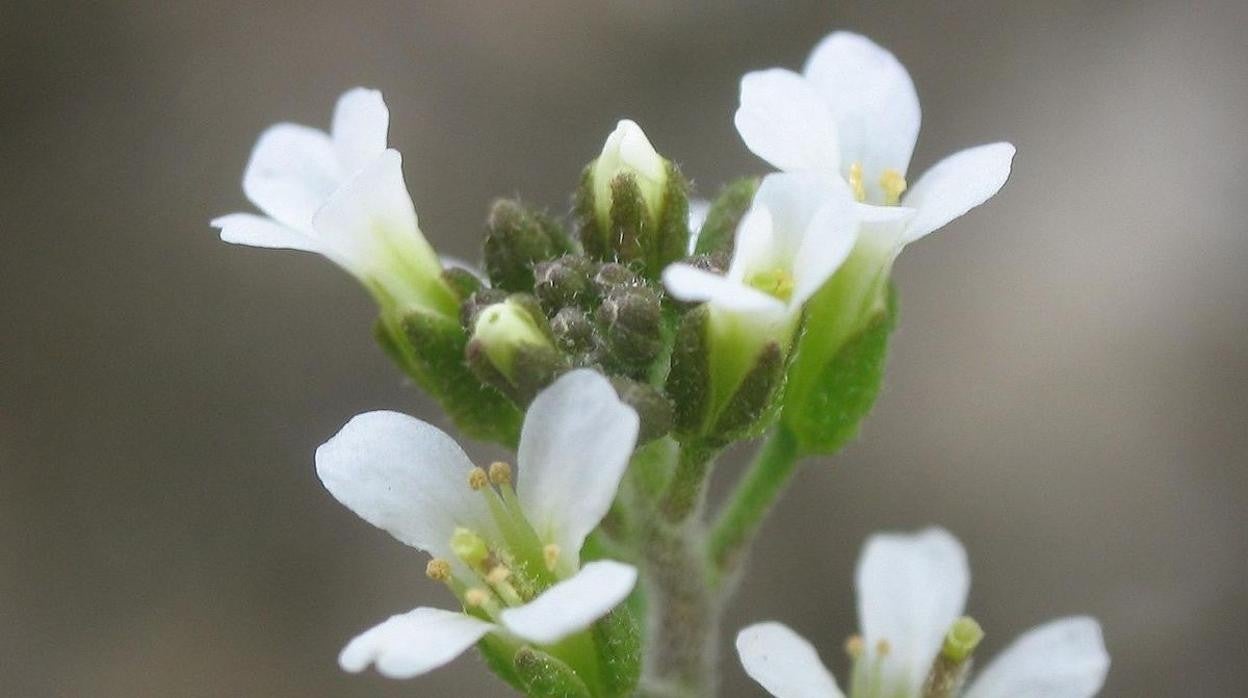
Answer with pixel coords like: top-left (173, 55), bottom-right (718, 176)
top-left (706, 425), bottom-right (801, 578)
top-left (658, 441), bottom-right (717, 523)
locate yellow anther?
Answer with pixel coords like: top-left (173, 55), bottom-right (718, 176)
top-left (468, 467), bottom-right (489, 491)
top-left (849, 162), bottom-right (866, 202)
top-left (487, 565), bottom-right (512, 585)
top-left (465, 588), bottom-right (493, 608)
top-left (844, 634), bottom-right (865, 659)
top-left (488, 461), bottom-right (513, 486)
top-left (543, 544), bottom-right (561, 572)
top-left (879, 168), bottom-right (907, 205)
top-left (746, 268), bottom-right (795, 302)
top-left (876, 638), bottom-right (892, 656)
top-left (425, 558), bottom-right (452, 582)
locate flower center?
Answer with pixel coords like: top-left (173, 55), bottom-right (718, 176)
top-left (746, 267), bottom-right (795, 302)
top-left (849, 161), bottom-right (908, 206)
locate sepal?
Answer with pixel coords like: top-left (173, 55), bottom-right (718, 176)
top-left (466, 295), bottom-right (565, 406)
top-left (512, 647), bottom-right (593, 698)
top-left (596, 285), bottom-right (664, 379)
top-left (693, 177), bottom-right (759, 257)
top-left (666, 305), bottom-right (713, 437)
top-left (592, 606), bottom-right (642, 697)
top-left (483, 198), bottom-right (574, 292)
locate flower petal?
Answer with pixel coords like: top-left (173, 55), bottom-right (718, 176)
top-left (212, 212), bottom-right (322, 253)
top-left (792, 191), bottom-right (858, 308)
top-left (339, 607), bottom-right (494, 679)
top-left (801, 31), bottom-right (920, 180)
top-left (332, 88), bottom-right (390, 177)
top-left (314, 410), bottom-right (495, 560)
top-left (735, 68), bottom-right (841, 175)
top-left (856, 527), bottom-right (970, 697)
top-left (499, 560), bottom-right (637, 645)
top-left (663, 264), bottom-right (787, 314)
top-left (515, 371), bottom-right (639, 566)
top-left (901, 142), bottom-right (1015, 244)
top-left (964, 617), bottom-right (1109, 698)
top-left (736, 622), bottom-right (844, 698)
top-left (242, 123), bottom-right (340, 231)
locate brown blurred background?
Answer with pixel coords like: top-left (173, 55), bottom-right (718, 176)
top-left (2, 1), bottom-right (1245, 695)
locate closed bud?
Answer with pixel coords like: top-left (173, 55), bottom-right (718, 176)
top-left (692, 177), bottom-right (759, 256)
top-left (596, 285), bottom-right (663, 376)
top-left (483, 198), bottom-right (573, 292)
top-left (459, 288), bottom-right (510, 332)
top-left (467, 296), bottom-right (563, 405)
top-left (533, 254), bottom-right (597, 311)
top-left (549, 307), bottom-right (600, 358)
top-left (593, 262), bottom-right (641, 295)
top-left (609, 377), bottom-right (673, 444)
top-left (440, 265), bottom-right (483, 302)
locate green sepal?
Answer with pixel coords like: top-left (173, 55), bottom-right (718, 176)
top-left (665, 305), bottom-right (712, 437)
top-left (709, 340), bottom-right (784, 445)
top-left (609, 377), bottom-right (674, 445)
top-left (513, 647), bottom-right (594, 698)
top-left (441, 266), bottom-right (483, 302)
top-left (391, 309), bottom-right (522, 446)
top-left (476, 634), bottom-right (529, 694)
top-left (576, 164), bottom-right (690, 281)
top-left (651, 162), bottom-right (692, 274)
top-left (782, 286), bottom-right (897, 456)
top-left (596, 285), bottom-right (664, 379)
top-left (575, 165), bottom-right (610, 262)
top-left (694, 177), bottom-right (759, 257)
top-left (592, 606), bottom-right (642, 697)
top-left (483, 198), bottom-right (574, 292)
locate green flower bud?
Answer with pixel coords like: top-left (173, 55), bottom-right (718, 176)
top-left (467, 296), bottom-right (563, 405)
top-left (533, 254), bottom-right (597, 311)
top-left (592, 262), bottom-right (641, 295)
top-left (459, 288), bottom-right (510, 332)
top-left (609, 377), bottom-right (674, 444)
top-left (693, 177), bottom-right (759, 256)
top-left (549, 307), bottom-right (600, 358)
top-left (596, 285), bottom-right (663, 377)
top-left (591, 120), bottom-right (667, 233)
top-left (483, 198), bottom-right (573, 292)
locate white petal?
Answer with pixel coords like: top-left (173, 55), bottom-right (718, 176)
top-left (856, 527), bottom-right (970, 696)
top-left (314, 411), bottom-right (495, 559)
top-left (339, 607), bottom-right (493, 679)
top-left (687, 198), bottom-right (711, 253)
top-left (441, 255), bottom-right (488, 282)
top-left (900, 142), bottom-right (1015, 244)
top-left (735, 69), bottom-right (841, 175)
top-left (662, 264), bottom-right (787, 314)
top-left (242, 123), bottom-right (340, 231)
top-left (616, 119), bottom-right (666, 182)
top-left (311, 149), bottom-right (439, 280)
top-left (736, 622), bottom-right (844, 698)
top-left (499, 560), bottom-right (637, 646)
top-left (791, 193), bottom-right (858, 307)
top-left (212, 212), bottom-right (322, 253)
top-left (964, 617), bottom-right (1109, 698)
top-left (747, 173), bottom-right (832, 263)
top-left (515, 370), bottom-right (639, 566)
top-left (802, 31), bottom-right (920, 179)
top-left (332, 88), bottom-right (390, 176)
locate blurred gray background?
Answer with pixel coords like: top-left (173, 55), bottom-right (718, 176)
top-left (2, 1), bottom-right (1245, 695)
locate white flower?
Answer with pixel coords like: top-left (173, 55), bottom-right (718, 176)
top-left (316, 369), bottom-right (641, 679)
top-left (591, 119), bottom-right (668, 231)
top-left (736, 528), bottom-right (1110, 698)
top-left (735, 31), bottom-right (1015, 251)
top-left (212, 88), bottom-right (455, 316)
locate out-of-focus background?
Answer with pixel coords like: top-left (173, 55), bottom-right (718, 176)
top-left (2, 1), bottom-right (1245, 695)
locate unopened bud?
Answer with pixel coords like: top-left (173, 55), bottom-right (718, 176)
top-left (483, 199), bottom-right (572, 292)
top-left (609, 377), bottom-right (673, 444)
top-left (467, 296), bottom-right (564, 405)
top-left (469, 297), bottom-right (556, 382)
top-left (549, 307), bottom-right (599, 357)
top-left (596, 285), bottom-right (663, 376)
top-left (593, 263), bottom-right (641, 295)
top-left (590, 120), bottom-right (667, 234)
top-left (533, 254), bottom-right (597, 311)
top-left (440, 265), bottom-right (483, 302)
top-left (459, 288), bottom-right (509, 332)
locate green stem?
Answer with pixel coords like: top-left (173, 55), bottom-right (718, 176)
top-left (706, 425), bottom-right (801, 577)
top-left (658, 441), bottom-right (717, 523)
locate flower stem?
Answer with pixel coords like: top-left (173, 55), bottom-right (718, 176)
top-left (658, 441), bottom-right (717, 523)
top-left (706, 425), bottom-right (801, 577)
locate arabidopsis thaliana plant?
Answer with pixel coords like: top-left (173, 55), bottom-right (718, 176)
top-left (316, 369), bottom-right (641, 679)
top-left (736, 528), bottom-right (1109, 698)
top-left (212, 88), bottom-right (455, 316)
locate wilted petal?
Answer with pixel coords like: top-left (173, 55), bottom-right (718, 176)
top-left (801, 31), bottom-right (920, 180)
top-left (900, 142), bottom-right (1015, 244)
top-left (663, 264), bottom-right (787, 314)
top-left (735, 69), bottom-right (842, 175)
top-left (332, 88), bottom-right (390, 176)
top-left (499, 560), bottom-right (637, 645)
top-left (856, 527), bottom-right (970, 696)
top-left (515, 370), bottom-right (639, 566)
top-left (339, 607), bottom-right (493, 679)
top-left (212, 212), bottom-right (321, 253)
top-left (315, 411), bottom-right (495, 560)
top-left (964, 617), bottom-right (1109, 698)
top-left (242, 123), bottom-right (340, 231)
top-left (736, 622), bottom-right (844, 698)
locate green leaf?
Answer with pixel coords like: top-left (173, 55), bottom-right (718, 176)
top-left (782, 287), bottom-right (896, 456)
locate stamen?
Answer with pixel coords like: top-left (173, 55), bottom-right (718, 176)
top-left (464, 587), bottom-right (492, 608)
top-left (486, 565), bottom-right (524, 606)
top-left (488, 461), bottom-right (512, 486)
top-left (425, 558), bottom-right (452, 582)
top-left (876, 638), bottom-right (892, 656)
top-left (468, 467), bottom-right (490, 491)
top-left (844, 634), bottom-right (864, 659)
top-left (879, 168), bottom-right (907, 205)
top-left (849, 162), bottom-right (867, 202)
top-left (543, 543), bottom-right (561, 572)
top-left (486, 565), bottom-right (511, 585)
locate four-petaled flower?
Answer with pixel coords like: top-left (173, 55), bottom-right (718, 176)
top-left (316, 369), bottom-right (640, 679)
top-left (736, 527), bottom-right (1109, 698)
top-left (212, 88), bottom-right (456, 317)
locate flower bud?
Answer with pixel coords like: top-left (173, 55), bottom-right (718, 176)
top-left (592, 262), bottom-right (641, 295)
top-left (533, 254), bottom-right (597, 311)
top-left (596, 285), bottom-right (663, 377)
top-left (591, 120), bottom-right (667, 232)
top-left (467, 296), bottom-right (563, 405)
top-left (549, 307), bottom-right (600, 358)
top-left (692, 177), bottom-right (759, 256)
top-left (483, 198), bottom-right (573, 292)
top-left (609, 377), bottom-right (673, 444)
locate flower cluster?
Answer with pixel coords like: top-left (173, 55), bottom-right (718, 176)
top-left (215, 27), bottom-right (1105, 698)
